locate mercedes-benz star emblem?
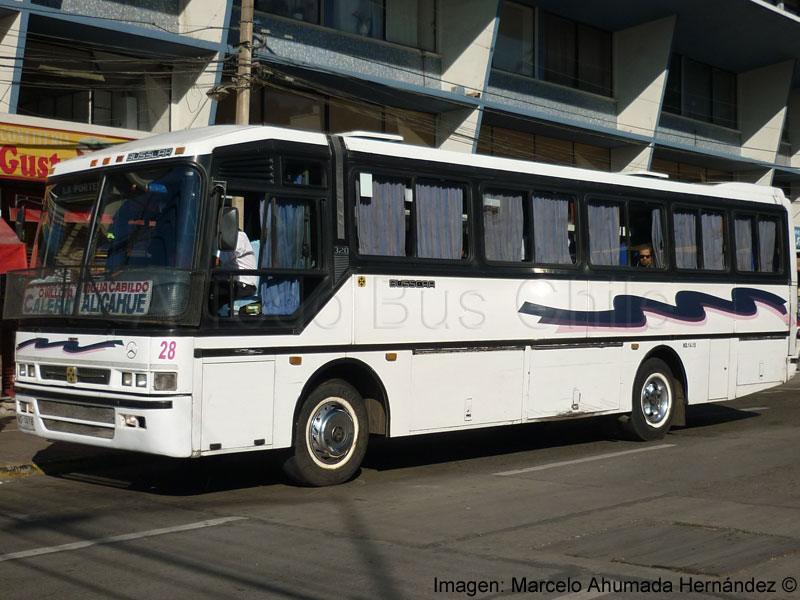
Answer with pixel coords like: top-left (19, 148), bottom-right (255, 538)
top-left (126, 342), bottom-right (138, 359)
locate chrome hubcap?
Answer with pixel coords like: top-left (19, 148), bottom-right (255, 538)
top-left (640, 374), bottom-right (671, 427)
top-left (308, 401), bottom-right (355, 464)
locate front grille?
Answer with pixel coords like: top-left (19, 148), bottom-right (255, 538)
top-left (42, 419), bottom-right (115, 439)
top-left (38, 400), bottom-right (115, 424)
top-left (40, 365), bottom-right (110, 385)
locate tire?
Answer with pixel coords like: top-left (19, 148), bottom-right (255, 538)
top-left (625, 358), bottom-right (675, 441)
top-left (283, 379), bottom-right (368, 486)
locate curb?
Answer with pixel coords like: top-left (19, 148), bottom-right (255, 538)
top-left (0, 462), bottom-right (42, 479)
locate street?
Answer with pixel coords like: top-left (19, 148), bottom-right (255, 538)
top-left (2, 377), bottom-right (800, 599)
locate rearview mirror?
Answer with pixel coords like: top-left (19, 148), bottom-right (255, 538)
top-left (217, 206), bottom-right (238, 252)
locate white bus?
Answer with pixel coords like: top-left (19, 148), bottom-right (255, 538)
top-left (6, 125), bottom-right (797, 486)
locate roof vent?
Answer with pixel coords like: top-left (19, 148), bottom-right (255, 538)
top-left (338, 131), bottom-right (404, 143)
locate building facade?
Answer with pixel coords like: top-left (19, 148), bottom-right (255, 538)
top-left (0, 0), bottom-right (230, 244)
top-left (214, 0), bottom-right (800, 238)
top-left (0, 0), bottom-right (798, 243)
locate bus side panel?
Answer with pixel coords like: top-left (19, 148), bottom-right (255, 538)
top-left (528, 346), bottom-right (621, 419)
top-left (199, 357), bottom-right (275, 452)
top-left (408, 350), bottom-right (525, 432)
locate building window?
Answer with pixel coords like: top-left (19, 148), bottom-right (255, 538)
top-left (493, 7), bottom-right (612, 97)
top-left (651, 159), bottom-right (733, 184)
top-left (17, 40), bottom-right (170, 132)
top-left (255, 0), bottom-right (435, 50)
top-left (494, 1), bottom-right (534, 77)
top-left (541, 12), bottom-right (612, 97)
top-left (477, 125), bottom-right (612, 171)
top-left (215, 84), bottom-right (435, 146)
top-left (663, 54), bottom-right (737, 129)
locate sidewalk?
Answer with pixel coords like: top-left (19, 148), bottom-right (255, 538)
top-left (0, 397), bottom-right (124, 479)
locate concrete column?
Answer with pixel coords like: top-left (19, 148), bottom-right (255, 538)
top-left (611, 145), bottom-right (654, 173)
top-left (171, 56), bottom-right (223, 130)
top-left (739, 59), bottom-right (795, 165)
top-left (789, 89), bottom-right (800, 170)
top-left (437, 0), bottom-right (500, 152)
top-left (735, 168), bottom-right (775, 186)
top-left (614, 16), bottom-right (676, 139)
top-left (171, 0), bottom-right (230, 129)
top-left (437, 108), bottom-right (482, 153)
top-left (0, 12), bottom-right (25, 114)
top-left (179, 0), bottom-right (230, 42)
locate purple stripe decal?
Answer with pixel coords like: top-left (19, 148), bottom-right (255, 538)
top-left (16, 338), bottom-right (124, 353)
top-left (519, 287), bottom-right (787, 329)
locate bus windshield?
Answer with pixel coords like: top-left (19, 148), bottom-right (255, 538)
top-left (35, 166), bottom-right (201, 270)
top-left (5, 164), bottom-right (206, 325)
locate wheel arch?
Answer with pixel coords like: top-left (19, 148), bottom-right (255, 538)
top-left (294, 358), bottom-right (390, 441)
top-left (640, 345), bottom-right (688, 427)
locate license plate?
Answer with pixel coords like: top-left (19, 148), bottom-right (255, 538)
top-left (17, 414), bottom-right (34, 431)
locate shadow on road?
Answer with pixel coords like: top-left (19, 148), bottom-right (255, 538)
top-left (31, 403), bottom-right (763, 495)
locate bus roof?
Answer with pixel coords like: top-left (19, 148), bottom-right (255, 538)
top-left (52, 125), bottom-right (786, 207)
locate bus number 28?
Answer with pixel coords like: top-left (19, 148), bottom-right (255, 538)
top-left (159, 341), bottom-right (177, 360)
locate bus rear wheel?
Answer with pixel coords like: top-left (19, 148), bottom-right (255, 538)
top-left (283, 379), bottom-right (368, 487)
top-left (626, 358), bottom-right (675, 442)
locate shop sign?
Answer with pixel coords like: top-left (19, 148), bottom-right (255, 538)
top-left (0, 123), bottom-right (132, 182)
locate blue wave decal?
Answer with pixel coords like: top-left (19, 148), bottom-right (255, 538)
top-left (519, 287), bottom-right (787, 328)
top-left (16, 338), bottom-right (124, 353)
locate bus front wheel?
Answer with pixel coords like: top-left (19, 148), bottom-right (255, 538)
top-left (626, 358), bottom-right (675, 442)
top-left (283, 379), bottom-right (368, 486)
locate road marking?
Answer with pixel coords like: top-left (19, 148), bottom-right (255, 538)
top-left (0, 516), bottom-right (246, 563)
top-left (494, 444), bottom-right (675, 477)
top-left (740, 406), bottom-right (770, 411)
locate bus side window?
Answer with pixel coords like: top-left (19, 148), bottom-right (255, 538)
top-left (532, 191), bottom-right (575, 265)
top-left (734, 215), bottom-right (756, 272)
top-left (587, 200), bottom-right (624, 266)
top-left (674, 209), bottom-right (699, 269)
top-left (628, 201), bottom-right (665, 269)
top-left (700, 210), bottom-right (726, 270)
top-left (483, 189), bottom-right (527, 262)
top-left (415, 181), bottom-right (467, 260)
top-left (355, 173), bottom-right (408, 257)
top-left (757, 216), bottom-right (780, 273)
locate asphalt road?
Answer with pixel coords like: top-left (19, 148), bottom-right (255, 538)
top-left (2, 377), bottom-right (800, 599)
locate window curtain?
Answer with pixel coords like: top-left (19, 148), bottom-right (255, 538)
top-left (651, 208), bottom-right (664, 268)
top-left (758, 218), bottom-right (777, 272)
top-left (674, 211), bottom-right (697, 269)
top-left (483, 192), bottom-right (523, 262)
top-left (588, 203), bottom-right (619, 265)
top-left (735, 217), bottom-right (754, 272)
top-left (357, 178), bottom-right (406, 256)
top-left (259, 198), bottom-right (305, 315)
top-left (416, 183), bottom-right (463, 259)
top-left (533, 193), bottom-right (571, 264)
top-left (701, 212), bottom-right (725, 270)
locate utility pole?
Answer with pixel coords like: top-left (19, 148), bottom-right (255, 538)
top-left (235, 0), bottom-right (254, 125)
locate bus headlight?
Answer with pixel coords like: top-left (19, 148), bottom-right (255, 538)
top-left (121, 414), bottom-right (146, 428)
top-left (135, 373), bottom-right (148, 388)
top-left (153, 372), bottom-right (177, 391)
top-left (122, 372), bottom-right (133, 386)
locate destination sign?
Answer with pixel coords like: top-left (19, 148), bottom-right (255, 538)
top-left (23, 280), bottom-right (153, 317)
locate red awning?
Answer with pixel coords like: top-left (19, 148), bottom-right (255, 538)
top-left (0, 217), bottom-right (27, 273)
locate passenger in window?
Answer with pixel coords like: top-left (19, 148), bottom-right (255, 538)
top-left (215, 230), bottom-right (258, 305)
top-left (636, 245), bottom-right (654, 268)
